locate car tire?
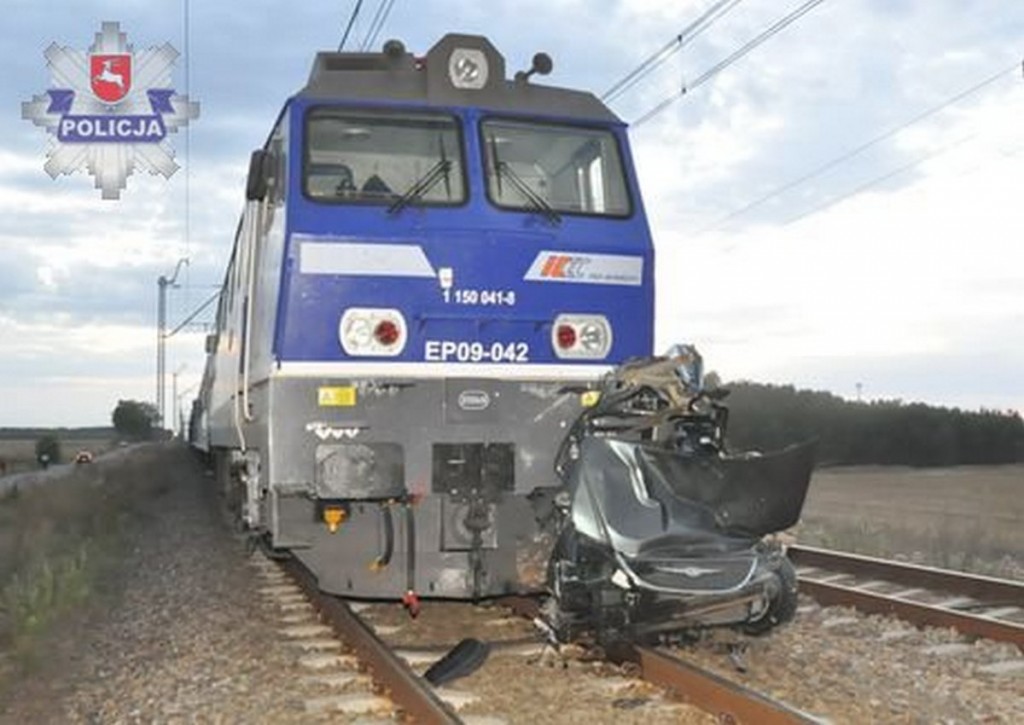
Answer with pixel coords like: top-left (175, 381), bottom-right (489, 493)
top-left (742, 556), bottom-right (798, 636)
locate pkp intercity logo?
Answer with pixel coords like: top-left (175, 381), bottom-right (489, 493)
top-left (524, 251), bottom-right (644, 287)
top-left (21, 22), bottom-right (199, 200)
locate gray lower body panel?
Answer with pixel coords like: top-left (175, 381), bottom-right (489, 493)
top-left (249, 374), bottom-right (589, 598)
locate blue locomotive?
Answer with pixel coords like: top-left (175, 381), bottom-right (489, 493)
top-left (192, 33), bottom-right (814, 639)
top-left (194, 34), bottom-right (654, 607)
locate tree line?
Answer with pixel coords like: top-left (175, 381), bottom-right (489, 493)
top-left (723, 382), bottom-right (1024, 466)
top-left (0, 426), bottom-right (114, 440)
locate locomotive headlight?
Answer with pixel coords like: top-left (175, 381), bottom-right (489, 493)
top-left (339, 308), bottom-right (407, 357)
top-left (551, 314), bottom-right (612, 360)
top-left (343, 318), bottom-right (372, 349)
top-left (448, 48), bottom-right (488, 90)
top-left (579, 322), bottom-right (605, 352)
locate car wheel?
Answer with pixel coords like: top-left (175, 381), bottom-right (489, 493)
top-left (742, 556), bottom-right (798, 636)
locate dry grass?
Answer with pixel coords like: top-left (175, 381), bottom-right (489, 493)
top-left (794, 464), bottom-right (1024, 579)
top-left (0, 445), bottom-right (173, 668)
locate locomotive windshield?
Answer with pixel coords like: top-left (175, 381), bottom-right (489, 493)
top-left (482, 120), bottom-right (630, 217)
top-left (305, 108), bottom-right (465, 206)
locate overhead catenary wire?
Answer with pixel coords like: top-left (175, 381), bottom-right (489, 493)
top-left (698, 62), bottom-right (1021, 234)
top-left (780, 115), bottom-right (1024, 229)
top-left (781, 132), bottom-right (978, 228)
top-left (359, 0), bottom-right (387, 51)
top-left (602, 0), bottom-right (745, 104)
top-left (338, 0), bottom-right (365, 52)
top-left (360, 0), bottom-right (398, 52)
top-left (632, 0), bottom-right (831, 127)
top-left (166, 289), bottom-right (220, 339)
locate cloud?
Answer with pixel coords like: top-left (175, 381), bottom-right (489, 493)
top-left (0, 312), bottom-right (207, 426)
top-left (624, 0), bottom-right (1023, 233)
top-left (654, 88), bottom-right (1024, 414)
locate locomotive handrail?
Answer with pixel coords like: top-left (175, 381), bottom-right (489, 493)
top-left (232, 204), bottom-right (254, 450)
top-left (241, 198), bottom-right (263, 423)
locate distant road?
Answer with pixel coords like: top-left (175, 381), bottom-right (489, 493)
top-left (0, 443), bottom-right (143, 496)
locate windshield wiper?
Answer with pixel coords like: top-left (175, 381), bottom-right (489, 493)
top-left (387, 159), bottom-right (452, 215)
top-left (489, 138), bottom-right (561, 225)
top-left (388, 135), bottom-right (452, 215)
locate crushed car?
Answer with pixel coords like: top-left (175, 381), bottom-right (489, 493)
top-left (543, 345), bottom-right (816, 645)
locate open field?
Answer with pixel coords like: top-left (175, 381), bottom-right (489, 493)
top-left (795, 464), bottom-right (1024, 577)
top-left (0, 436), bottom-right (117, 475)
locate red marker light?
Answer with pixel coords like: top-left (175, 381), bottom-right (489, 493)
top-left (556, 324), bottom-right (576, 349)
top-left (374, 319), bottom-right (400, 346)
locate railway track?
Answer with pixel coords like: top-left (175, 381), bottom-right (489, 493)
top-left (279, 555), bottom-right (461, 724)
top-left (254, 554), bottom-right (818, 723)
top-left (613, 646), bottom-right (819, 724)
top-left (790, 544), bottom-right (1024, 648)
top-left (251, 545), bottom-right (1023, 722)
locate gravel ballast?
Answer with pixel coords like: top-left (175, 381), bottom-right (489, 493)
top-left (0, 446), bottom-right (382, 723)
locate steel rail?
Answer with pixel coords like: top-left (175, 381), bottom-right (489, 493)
top-left (789, 544), bottom-right (1024, 604)
top-left (498, 596), bottom-right (815, 722)
top-left (798, 577), bottom-right (1024, 648)
top-left (280, 557), bottom-right (461, 725)
top-left (790, 545), bottom-right (1024, 648)
top-left (624, 646), bottom-right (819, 724)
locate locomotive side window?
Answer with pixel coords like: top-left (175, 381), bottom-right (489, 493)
top-left (304, 108), bottom-right (465, 206)
top-left (268, 121), bottom-right (287, 205)
top-left (482, 120), bottom-right (631, 217)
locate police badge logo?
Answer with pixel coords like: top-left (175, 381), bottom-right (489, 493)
top-left (21, 22), bottom-right (199, 200)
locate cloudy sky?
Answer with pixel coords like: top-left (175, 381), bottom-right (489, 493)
top-left (1, 0), bottom-right (1021, 427)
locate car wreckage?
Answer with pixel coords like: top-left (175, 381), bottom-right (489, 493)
top-left (542, 346), bottom-right (817, 645)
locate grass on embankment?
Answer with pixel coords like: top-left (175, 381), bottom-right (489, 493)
top-left (0, 445), bottom-right (177, 673)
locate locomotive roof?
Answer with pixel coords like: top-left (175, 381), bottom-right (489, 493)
top-left (298, 33), bottom-right (621, 124)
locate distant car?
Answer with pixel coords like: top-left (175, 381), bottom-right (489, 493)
top-left (74, 450), bottom-right (94, 464)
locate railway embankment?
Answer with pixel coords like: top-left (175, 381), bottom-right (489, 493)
top-left (0, 444), bottom-right (342, 722)
top-left (0, 445), bottom-right (168, 668)
top-left (1, 443), bottom-right (471, 723)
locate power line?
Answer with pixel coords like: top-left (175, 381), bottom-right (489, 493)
top-left (359, 0), bottom-right (387, 51)
top-left (632, 0), bottom-right (831, 128)
top-left (782, 135), bottom-right (1024, 229)
top-left (338, 0), bottom-right (365, 52)
top-left (698, 62), bottom-right (1020, 234)
top-left (602, 0), bottom-right (745, 104)
top-left (781, 133), bottom-right (977, 227)
top-left (167, 289), bottom-right (220, 339)
top-left (360, 0), bottom-right (398, 52)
